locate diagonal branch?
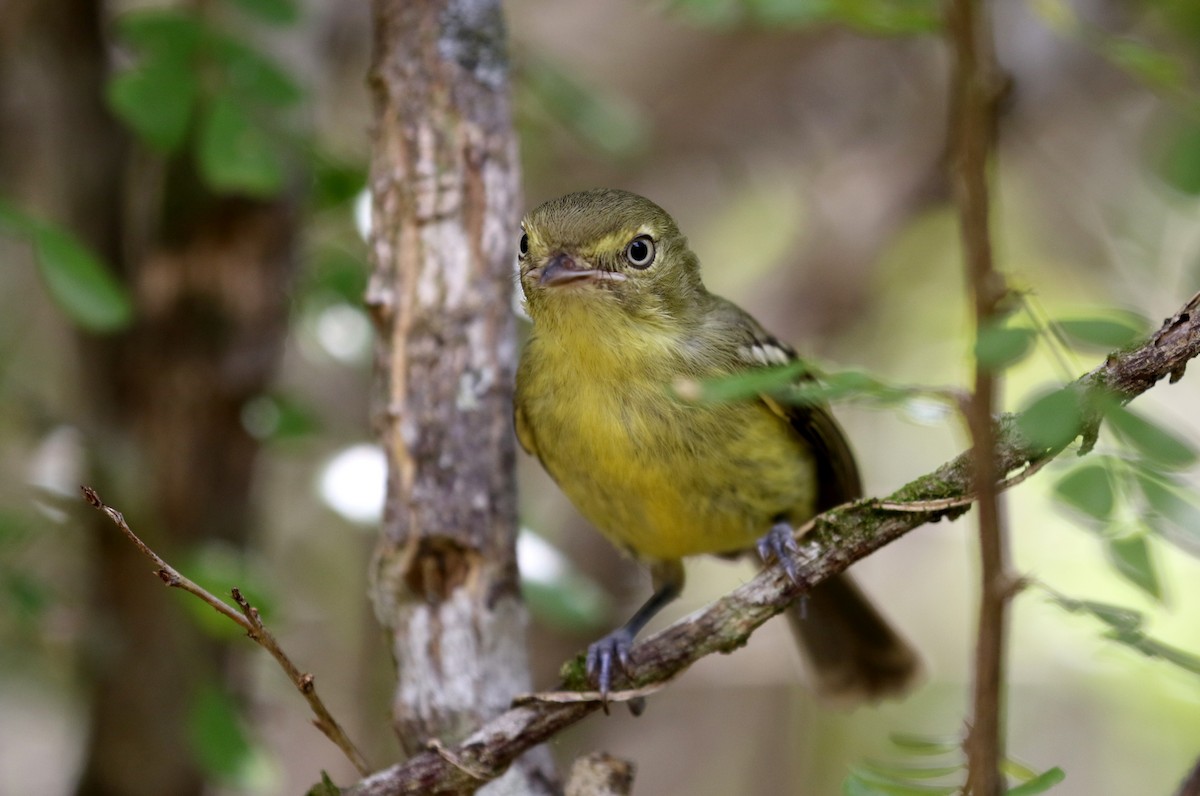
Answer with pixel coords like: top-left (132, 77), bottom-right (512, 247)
top-left (335, 291), bottom-right (1200, 795)
top-left (81, 487), bottom-right (372, 777)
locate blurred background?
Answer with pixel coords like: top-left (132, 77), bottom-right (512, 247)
top-left (1, 1), bottom-right (1199, 794)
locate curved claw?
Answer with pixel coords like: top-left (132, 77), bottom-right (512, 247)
top-left (757, 520), bottom-right (801, 584)
top-left (586, 628), bottom-right (635, 712)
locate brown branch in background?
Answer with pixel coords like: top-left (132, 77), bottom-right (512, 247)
top-left (80, 487), bottom-right (371, 777)
top-left (1177, 753), bottom-right (1200, 796)
top-left (946, 0), bottom-right (1012, 793)
top-left (332, 292), bottom-right (1200, 796)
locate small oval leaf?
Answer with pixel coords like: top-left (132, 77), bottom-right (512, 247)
top-left (1006, 767), bottom-right (1066, 796)
top-left (1017, 388), bottom-right (1084, 451)
top-left (1106, 406), bottom-right (1197, 468)
top-left (975, 325), bottom-right (1036, 370)
top-left (33, 226), bottom-right (133, 332)
top-left (1053, 461), bottom-right (1115, 521)
top-left (1105, 534), bottom-right (1162, 601)
top-left (1132, 469), bottom-right (1200, 556)
top-left (1056, 315), bottom-right (1146, 350)
top-left (198, 96), bottom-right (285, 196)
top-left (107, 62), bottom-right (198, 152)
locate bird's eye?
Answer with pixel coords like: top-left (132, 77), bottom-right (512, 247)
top-left (518, 233), bottom-right (529, 258)
top-left (624, 235), bottom-right (655, 268)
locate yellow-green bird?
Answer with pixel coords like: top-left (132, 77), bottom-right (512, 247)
top-left (514, 188), bottom-right (919, 704)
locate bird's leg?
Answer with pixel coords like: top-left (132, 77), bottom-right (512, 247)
top-left (586, 559), bottom-right (684, 709)
top-left (757, 518), bottom-right (802, 584)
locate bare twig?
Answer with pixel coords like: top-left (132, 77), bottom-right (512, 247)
top-left (333, 291), bottom-right (1200, 796)
top-left (81, 487), bottom-right (371, 777)
top-left (877, 456), bottom-right (1049, 512)
top-left (946, 0), bottom-right (1012, 793)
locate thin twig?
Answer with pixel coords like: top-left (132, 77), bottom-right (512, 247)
top-left (81, 487), bottom-right (372, 777)
top-left (946, 0), bottom-right (1012, 793)
top-left (877, 456), bottom-right (1049, 512)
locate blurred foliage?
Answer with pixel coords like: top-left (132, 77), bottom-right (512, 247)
top-left (1043, 587), bottom-right (1200, 676)
top-left (668, 0), bottom-right (941, 35)
top-left (107, 2), bottom-right (302, 196)
top-left (514, 54), bottom-right (650, 165)
top-left (0, 201), bottom-right (132, 333)
top-left (843, 732), bottom-right (1065, 795)
top-left (187, 680), bottom-right (266, 787)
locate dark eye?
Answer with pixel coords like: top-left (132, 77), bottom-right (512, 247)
top-left (518, 233), bottom-right (529, 257)
top-left (624, 235), bottom-right (655, 268)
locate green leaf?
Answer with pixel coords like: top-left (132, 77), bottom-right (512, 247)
top-left (1001, 758), bottom-right (1039, 782)
top-left (187, 683), bottom-right (255, 782)
top-left (3, 570), bottom-right (49, 623)
top-left (1016, 388), bottom-right (1083, 451)
top-left (225, 0), bottom-right (300, 25)
top-left (807, 369), bottom-right (912, 404)
top-left (1156, 118), bottom-right (1200, 196)
top-left (844, 771), bottom-right (957, 795)
top-left (211, 34), bottom-right (303, 106)
top-left (747, 0), bottom-right (835, 27)
top-left (307, 772), bottom-right (342, 796)
top-left (1105, 533), bottom-right (1162, 600)
top-left (107, 11), bottom-right (204, 151)
top-left (1106, 406), bottom-right (1197, 468)
top-left (107, 60), bottom-right (199, 152)
top-left (303, 245), bottom-right (369, 303)
top-left (1100, 37), bottom-right (1184, 90)
top-left (113, 10), bottom-right (204, 60)
top-left (311, 159), bottom-right (366, 210)
top-left (241, 393), bottom-right (321, 441)
top-left (1044, 593), bottom-right (1144, 633)
top-left (523, 57), bottom-right (649, 159)
top-left (1052, 461), bottom-right (1114, 521)
top-left (829, 0), bottom-right (942, 35)
top-left (1055, 315), bottom-right (1146, 350)
top-left (33, 225), bottom-right (134, 332)
top-left (859, 761), bottom-right (962, 780)
top-left (521, 575), bottom-right (611, 632)
top-left (1006, 767), bottom-right (1066, 796)
top-left (679, 360), bottom-right (811, 403)
top-left (1103, 628), bottom-right (1200, 676)
top-left (887, 733), bottom-right (961, 756)
top-left (974, 324), bottom-right (1036, 369)
top-left (178, 542), bottom-right (272, 639)
top-left (197, 95), bottom-right (285, 196)
top-left (1131, 469), bottom-right (1200, 555)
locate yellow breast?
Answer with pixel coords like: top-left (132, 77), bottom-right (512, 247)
top-left (516, 328), bottom-right (816, 562)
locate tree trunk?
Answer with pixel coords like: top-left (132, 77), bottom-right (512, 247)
top-left (0, 1), bottom-right (298, 794)
top-left (365, 0), bottom-right (555, 792)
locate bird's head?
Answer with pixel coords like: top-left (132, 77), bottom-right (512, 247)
top-left (517, 189), bottom-right (706, 331)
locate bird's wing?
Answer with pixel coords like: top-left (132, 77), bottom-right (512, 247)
top-left (715, 299), bottom-right (864, 510)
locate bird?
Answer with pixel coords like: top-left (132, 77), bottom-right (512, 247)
top-left (513, 188), bottom-right (920, 706)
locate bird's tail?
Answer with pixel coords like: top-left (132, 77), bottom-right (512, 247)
top-left (787, 571), bottom-right (921, 706)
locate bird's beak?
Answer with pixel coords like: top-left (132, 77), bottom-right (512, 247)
top-left (539, 253), bottom-right (596, 287)
top-left (536, 253), bottom-right (624, 287)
